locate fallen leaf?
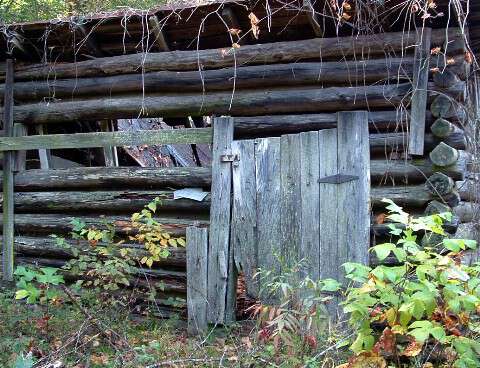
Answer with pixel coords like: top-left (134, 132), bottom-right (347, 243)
top-left (228, 28), bottom-right (242, 36)
top-left (248, 12), bottom-right (260, 39)
top-left (402, 338), bottom-right (423, 357)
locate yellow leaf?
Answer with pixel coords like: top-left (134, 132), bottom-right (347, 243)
top-left (168, 238), bottom-right (178, 247)
top-left (146, 258), bottom-right (154, 268)
top-left (160, 239), bottom-right (168, 246)
top-left (177, 238), bottom-right (186, 247)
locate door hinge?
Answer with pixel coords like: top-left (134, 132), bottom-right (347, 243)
top-left (220, 150), bottom-right (240, 166)
top-left (318, 174), bottom-right (359, 184)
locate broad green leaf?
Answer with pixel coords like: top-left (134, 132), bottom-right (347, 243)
top-left (15, 289), bottom-right (29, 300)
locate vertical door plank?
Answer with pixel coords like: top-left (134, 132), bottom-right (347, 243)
top-left (409, 28), bottom-right (432, 155)
top-left (318, 129), bottom-right (339, 281)
top-left (100, 120), bottom-right (119, 167)
top-left (186, 227), bottom-right (208, 335)
top-left (280, 134), bottom-right (302, 268)
top-left (255, 137), bottom-right (281, 298)
top-left (208, 117), bottom-right (234, 324)
top-left (231, 140), bottom-right (258, 297)
top-left (336, 112), bottom-right (370, 268)
top-left (299, 131), bottom-right (320, 280)
top-left (2, 59), bottom-right (14, 282)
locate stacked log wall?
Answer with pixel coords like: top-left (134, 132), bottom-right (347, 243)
top-left (0, 27), bottom-right (474, 304)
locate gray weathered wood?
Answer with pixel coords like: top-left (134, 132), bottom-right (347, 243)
top-left (9, 28), bottom-right (463, 80)
top-left (425, 172), bottom-right (455, 196)
top-left (36, 125), bottom-right (51, 169)
top-left (409, 28), bottom-right (431, 156)
top-left (370, 154), bottom-right (467, 182)
top-left (454, 202), bottom-right (480, 223)
top-left (318, 129), bottom-right (338, 283)
top-left (0, 128), bottom-right (213, 151)
top-left (2, 59), bottom-right (14, 282)
top-left (10, 166), bottom-right (212, 190)
top-left (430, 118), bottom-right (456, 138)
top-left (207, 117), bottom-right (234, 324)
top-left (337, 111), bottom-right (370, 269)
top-left (255, 137), bottom-right (281, 298)
top-left (3, 81), bottom-right (462, 125)
top-left (371, 185), bottom-right (459, 208)
top-left (280, 134), bottom-right (302, 268)
top-left (299, 131), bottom-right (320, 280)
top-left (433, 70), bottom-right (460, 88)
top-left (186, 227), bottom-right (208, 335)
top-left (0, 213), bottom-right (208, 237)
top-left (231, 140), bottom-right (258, 297)
top-left (429, 142), bottom-right (459, 167)
top-left (12, 235), bottom-right (186, 268)
top-left (431, 95), bottom-right (456, 118)
top-left (149, 15), bottom-right (170, 52)
top-left (1, 190), bottom-right (210, 213)
top-left (99, 120), bottom-right (119, 167)
top-left (3, 59), bottom-right (466, 102)
top-left (456, 179), bottom-right (478, 202)
top-left (13, 123), bottom-right (27, 172)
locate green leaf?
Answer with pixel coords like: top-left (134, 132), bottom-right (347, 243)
top-left (372, 243), bottom-right (396, 261)
top-left (320, 279), bottom-right (341, 292)
top-left (15, 289), bottom-right (29, 300)
top-left (147, 201), bottom-right (157, 212)
top-left (431, 326), bottom-right (446, 343)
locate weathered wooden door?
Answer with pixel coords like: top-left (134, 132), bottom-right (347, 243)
top-left (231, 111), bottom-right (370, 298)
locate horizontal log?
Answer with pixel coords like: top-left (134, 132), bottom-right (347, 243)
top-left (10, 236), bottom-right (186, 268)
top-left (0, 128), bottom-right (213, 151)
top-left (0, 58), bottom-right (468, 101)
top-left (0, 191), bottom-right (211, 214)
top-left (370, 131), bottom-right (466, 153)
top-left (0, 214), bottom-right (209, 236)
top-left (453, 202), bottom-right (480, 223)
top-left (4, 82), bottom-right (463, 125)
top-left (370, 152), bottom-right (467, 182)
top-left (15, 256), bottom-right (187, 293)
top-left (371, 185), bottom-right (459, 208)
top-left (11, 167), bottom-right (212, 190)
top-left (0, 59), bottom-right (415, 100)
top-left (456, 180), bottom-right (479, 202)
top-left (7, 85), bottom-right (411, 125)
top-left (10, 28), bottom-right (464, 81)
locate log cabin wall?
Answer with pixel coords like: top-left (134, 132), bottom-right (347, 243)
top-left (0, 0), bottom-right (476, 320)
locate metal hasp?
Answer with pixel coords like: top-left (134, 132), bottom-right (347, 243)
top-left (318, 173), bottom-right (359, 184)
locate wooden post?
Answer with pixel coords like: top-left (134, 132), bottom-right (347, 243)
top-left (2, 59), bottom-right (14, 282)
top-left (149, 16), bottom-right (170, 52)
top-left (36, 125), bottom-right (51, 169)
top-left (99, 120), bottom-right (119, 167)
top-left (186, 227), bottom-right (208, 335)
top-left (13, 123), bottom-right (27, 171)
top-left (207, 117), bottom-right (235, 324)
top-left (409, 27), bottom-right (432, 155)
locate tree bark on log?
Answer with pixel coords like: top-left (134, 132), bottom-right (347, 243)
top-left (431, 95), bottom-right (457, 118)
top-left (0, 191), bottom-right (211, 214)
top-left (5, 84), bottom-right (413, 124)
top-left (11, 167), bottom-right (212, 191)
top-left (430, 118), bottom-right (456, 138)
top-left (0, 214), bottom-right (209, 236)
top-left (456, 179), bottom-right (479, 202)
top-left (429, 142), bottom-right (459, 167)
top-left (453, 202), bottom-right (480, 223)
top-left (370, 131), bottom-right (466, 153)
top-left (0, 59), bottom-right (416, 100)
top-left (9, 28), bottom-right (464, 81)
top-left (433, 70), bottom-right (460, 88)
top-left (425, 172), bottom-right (455, 196)
top-left (10, 236), bottom-right (187, 268)
top-left (370, 154), bottom-right (466, 183)
top-left (0, 58), bottom-right (468, 101)
top-left (371, 185), bottom-right (459, 208)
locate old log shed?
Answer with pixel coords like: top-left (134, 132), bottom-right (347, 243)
top-left (0, 0), bottom-right (479, 330)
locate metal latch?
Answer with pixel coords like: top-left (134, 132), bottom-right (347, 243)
top-left (220, 150), bottom-right (240, 166)
top-left (318, 174), bottom-right (359, 184)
